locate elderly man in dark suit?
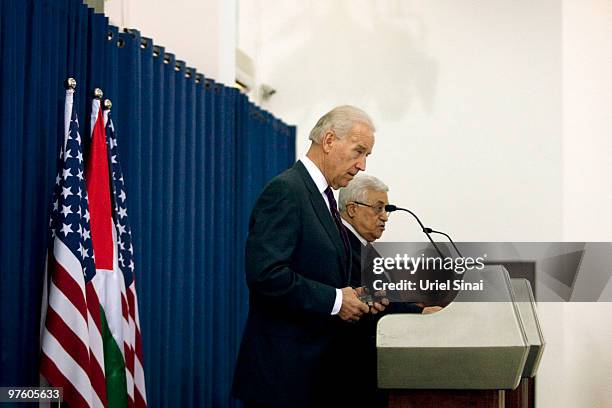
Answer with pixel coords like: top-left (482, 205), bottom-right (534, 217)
top-left (232, 106), bottom-right (387, 408)
top-left (338, 174), bottom-right (442, 407)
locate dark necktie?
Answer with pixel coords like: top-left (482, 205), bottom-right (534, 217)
top-left (324, 186), bottom-right (350, 260)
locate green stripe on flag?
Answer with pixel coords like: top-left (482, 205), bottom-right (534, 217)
top-left (100, 306), bottom-right (128, 407)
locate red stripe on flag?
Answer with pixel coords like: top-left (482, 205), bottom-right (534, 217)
top-left (44, 308), bottom-right (90, 373)
top-left (87, 348), bottom-right (108, 407)
top-left (52, 259), bottom-right (88, 321)
top-left (86, 107), bottom-right (114, 270)
top-left (128, 393), bottom-right (135, 408)
top-left (134, 387), bottom-right (147, 408)
top-left (134, 326), bottom-right (143, 362)
top-left (127, 287), bottom-right (136, 320)
top-left (124, 341), bottom-right (135, 376)
top-left (85, 282), bottom-right (102, 332)
top-left (121, 292), bottom-right (130, 321)
top-left (40, 352), bottom-right (90, 408)
top-left (85, 281), bottom-right (106, 406)
top-left (130, 285), bottom-right (145, 365)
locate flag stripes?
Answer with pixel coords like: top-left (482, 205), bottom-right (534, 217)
top-left (41, 86), bottom-right (103, 407)
top-left (40, 85), bottom-right (146, 407)
top-left (105, 109), bottom-right (148, 407)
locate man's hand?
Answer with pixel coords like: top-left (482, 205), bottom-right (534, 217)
top-left (422, 306), bottom-right (443, 314)
top-left (370, 296), bottom-right (389, 315)
top-left (355, 287), bottom-right (389, 315)
top-left (338, 287), bottom-right (370, 321)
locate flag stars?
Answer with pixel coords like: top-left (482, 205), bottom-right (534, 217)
top-left (116, 223), bottom-right (127, 235)
top-left (53, 199), bottom-right (59, 211)
top-left (62, 167), bottom-right (72, 179)
top-left (78, 244), bottom-right (88, 259)
top-left (76, 151), bottom-right (83, 163)
top-left (60, 223), bottom-right (73, 236)
top-left (82, 228), bottom-right (91, 240)
top-left (118, 207), bottom-right (127, 218)
top-left (61, 186), bottom-right (72, 199)
top-left (111, 155), bottom-right (118, 164)
top-left (119, 190), bottom-right (126, 202)
top-left (60, 204), bottom-right (72, 217)
top-left (84, 209), bottom-right (90, 222)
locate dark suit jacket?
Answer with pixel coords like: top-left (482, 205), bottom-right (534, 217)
top-left (341, 228), bottom-right (423, 407)
top-left (232, 161), bottom-right (351, 407)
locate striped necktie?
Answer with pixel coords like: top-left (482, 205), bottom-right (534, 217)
top-left (324, 186), bottom-right (350, 260)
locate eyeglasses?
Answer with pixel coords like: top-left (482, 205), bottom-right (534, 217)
top-left (352, 201), bottom-right (389, 216)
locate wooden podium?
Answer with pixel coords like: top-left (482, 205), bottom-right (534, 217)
top-left (388, 378), bottom-right (534, 408)
top-left (377, 267), bottom-right (544, 408)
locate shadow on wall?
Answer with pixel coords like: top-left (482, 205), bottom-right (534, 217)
top-left (260, 0), bottom-right (438, 119)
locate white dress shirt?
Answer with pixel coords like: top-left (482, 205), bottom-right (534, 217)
top-left (342, 218), bottom-right (368, 246)
top-left (300, 156), bottom-right (343, 315)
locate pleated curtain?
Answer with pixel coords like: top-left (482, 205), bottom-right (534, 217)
top-left (0, 0), bottom-right (296, 406)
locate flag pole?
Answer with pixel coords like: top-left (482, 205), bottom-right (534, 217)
top-left (93, 87), bottom-right (103, 100)
top-left (65, 77), bottom-right (77, 90)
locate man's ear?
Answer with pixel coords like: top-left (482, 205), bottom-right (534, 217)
top-left (321, 130), bottom-right (335, 154)
top-left (347, 203), bottom-right (357, 218)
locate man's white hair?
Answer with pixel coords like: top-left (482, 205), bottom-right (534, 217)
top-left (339, 174), bottom-right (389, 213)
top-left (308, 105), bottom-right (375, 143)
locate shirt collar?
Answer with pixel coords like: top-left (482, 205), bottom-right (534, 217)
top-left (341, 218), bottom-right (368, 246)
top-left (300, 155), bottom-right (329, 194)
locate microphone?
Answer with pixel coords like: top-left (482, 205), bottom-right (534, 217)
top-left (428, 228), bottom-right (463, 258)
top-left (385, 205), bottom-right (463, 258)
top-left (384, 205), bottom-right (446, 258)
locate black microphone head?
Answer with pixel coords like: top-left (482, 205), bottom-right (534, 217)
top-left (385, 204), bottom-right (397, 212)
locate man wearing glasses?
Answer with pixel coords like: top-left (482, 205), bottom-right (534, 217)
top-left (338, 175), bottom-right (441, 407)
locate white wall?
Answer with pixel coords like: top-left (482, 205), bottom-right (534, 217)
top-left (561, 0), bottom-right (612, 407)
top-left (562, 0), bottom-right (612, 242)
top-left (105, 0), bottom-right (236, 85)
top-left (247, 0), bottom-right (563, 243)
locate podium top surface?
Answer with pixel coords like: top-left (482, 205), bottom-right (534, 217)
top-left (378, 265), bottom-right (528, 348)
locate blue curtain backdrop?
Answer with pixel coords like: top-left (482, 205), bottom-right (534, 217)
top-left (0, 0), bottom-right (296, 406)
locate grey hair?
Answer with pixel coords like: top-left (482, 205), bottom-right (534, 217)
top-left (339, 175), bottom-right (389, 213)
top-left (308, 105), bottom-right (375, 143)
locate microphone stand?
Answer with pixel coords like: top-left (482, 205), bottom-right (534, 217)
top-left (385, 205), bottom-right (447, 259)
top-left (429, 229), bottom-right (463, 258)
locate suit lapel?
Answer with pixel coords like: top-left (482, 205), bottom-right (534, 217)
top-left (294, 161), bottom-right (349, 278)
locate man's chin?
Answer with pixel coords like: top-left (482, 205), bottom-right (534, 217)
top-left (339, 175), bottom-right (356, 187)
top-left (335, 180), bottom-right (350, 189)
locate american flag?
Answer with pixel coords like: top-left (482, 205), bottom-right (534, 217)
top-left (104, 108), bottom-right (147, 407)
top-left (41, 86), bottom-right (108, 407)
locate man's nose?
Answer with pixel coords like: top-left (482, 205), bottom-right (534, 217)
top-left (356, 157), bottom-right (367, 171)
top-left (380, 211), bottom-right (389, 221)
